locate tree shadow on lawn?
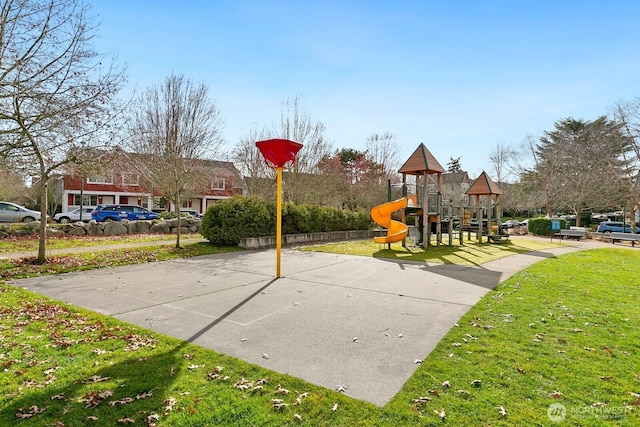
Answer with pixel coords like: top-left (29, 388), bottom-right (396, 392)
top-left (370, 242), bottom-right (567, 290)
top-left (1, 341), bottom-right (189, 426)
top-left (372, 238), bottom-right (566, 266)
top-left (2, 278), bottom-right (281, 426)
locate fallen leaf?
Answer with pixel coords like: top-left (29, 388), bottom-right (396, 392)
top-left (82, 375), bottom-right (110, 383)
top-left (136, 390), bottom-right (153, 400)
top-left (164, 397), bottom-right (177, 414)
top-left (275, 385), bottom-right (290, 395)
top-left (411, 396), bottom-right (431, 406)
top-left (434, 407), bottom-right (446, 420)
top-left (187, 364), bottom-right (204, 370)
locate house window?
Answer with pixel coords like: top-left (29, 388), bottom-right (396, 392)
top-left (212, 178), bottom-right (226, 190)
top-left (87, 175), bottom-right (113, 184)
top-left (122, 172), bottom-right (140, 186)
top-left (73, 194), bottom-right (99, 206)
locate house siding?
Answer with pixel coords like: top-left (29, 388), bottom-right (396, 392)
top-left (57, 156), bottom-right (243, 213)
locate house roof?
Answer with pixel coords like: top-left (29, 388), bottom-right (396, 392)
top-left (398, 143), bottom-right (445, 175)
top-left (441, 171), bottom-right (470, 184)
top-left (466, 171), bottom-right (502, 195)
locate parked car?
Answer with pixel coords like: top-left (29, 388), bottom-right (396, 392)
top-left (0, 201), bottom-right (43, 223)
top-left (596, 221), bottom-right (634, 234)
top-left (501, 219), bottom-right (521, 229)
top-left (91, 204), bottom-right (160, 222)
top-left (53, 207), bottom-right (95, 223)
top-left (180, 209), bottom-right (203, 218)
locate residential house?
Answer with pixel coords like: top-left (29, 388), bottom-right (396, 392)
top-left (55, 149), bottom-right (243, 214)
top-left (423, 171), bottom-right (471, 209)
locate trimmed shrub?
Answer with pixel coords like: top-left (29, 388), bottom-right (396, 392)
top-left (527, 217), bottom-right (567, 236)
top-left (200, 196), bottom-right (272, 246)
top-left (201, 197), bottom-right (374, 246)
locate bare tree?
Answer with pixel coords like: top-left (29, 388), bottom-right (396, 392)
top-left (533, 117), bottom-right (630, 225)
top-left (611, 98), bottom-right (640, 224)
top-left (232, 96), bottom-right (332, 204)
top-left (231, 125), bottom-right (274, 199)
top-left (126, 74), bottom-right (224, 248)
top-left (275, 96), bottom-right (332, 203)
top-left (0, 167), bottom-right (26, 202)
top-left (518, 134), bottom-right (558, 217)
top-left (0, 0), bottom-right (126, 262)
top-left (488, 143), bottom-right (517, 184)
top-left (365, 132), bottom-right (401, 181)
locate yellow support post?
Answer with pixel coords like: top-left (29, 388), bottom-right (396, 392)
top-left (276, 166), bottom-right (283, 278)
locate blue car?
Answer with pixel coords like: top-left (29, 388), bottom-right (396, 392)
top-left (91, 204), bottom-right (160, 222)
top-left (596, 221), bottom-right (634, 234)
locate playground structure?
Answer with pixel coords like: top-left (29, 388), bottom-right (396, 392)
top-left (370, 198), bottom-right (408, 243)
top-left (370, 143), bottom-right (505, 247)
top-left (463, 171), bottom-right (506, 243)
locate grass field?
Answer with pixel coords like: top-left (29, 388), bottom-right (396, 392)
top-left (301, 235), bottom-right (567, 265)
top-left (1, 237), bottom-right (638, 426)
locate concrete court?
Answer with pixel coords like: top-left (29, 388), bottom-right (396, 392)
top-left (14, 243), bottom-right (592, 406)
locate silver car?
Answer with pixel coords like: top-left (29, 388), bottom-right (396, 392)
top-left (53, 207), bottom-right (95, 223)
top-left (0, 201), bottom-right (42, 223)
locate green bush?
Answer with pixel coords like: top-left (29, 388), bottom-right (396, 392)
top-left (200, 196), bottom-right (273, 246)
top-left (527, 217), bottom-right (567, 236)
top-left (200, 197), bottom-right (373, 246)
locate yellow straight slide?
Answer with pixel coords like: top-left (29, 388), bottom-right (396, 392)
top-left (370, 198), bottom-right (408, 243)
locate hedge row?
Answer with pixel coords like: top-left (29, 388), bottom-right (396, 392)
top-left (200, 196), bottom-right (373, 246)
top-left (527, 217), bottom-right (568, 236)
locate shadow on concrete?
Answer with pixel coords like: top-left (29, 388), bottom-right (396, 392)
top-left (186, 278), bottom-right (278, 343)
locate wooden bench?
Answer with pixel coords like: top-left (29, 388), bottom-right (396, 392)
top-left (556, 229), bottom-right (586, 240)
top-left (609, 232), bottom-right (640, 247)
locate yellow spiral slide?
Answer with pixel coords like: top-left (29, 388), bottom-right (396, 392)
top-left (370, 198), bottom-right (408, 243)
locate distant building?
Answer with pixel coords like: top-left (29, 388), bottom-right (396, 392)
top-left (55, 149), bottom-right (243, 213)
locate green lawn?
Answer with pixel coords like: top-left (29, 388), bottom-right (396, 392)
top-left (0, 233), bottom-right (204, 254)
top-left (301, 235), bottom-right (567, 265)
top-left (1, 239), bottom-right (638, 426)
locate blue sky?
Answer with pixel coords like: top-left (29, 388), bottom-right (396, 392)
top-left (92, 1), bottom-right (640, 178)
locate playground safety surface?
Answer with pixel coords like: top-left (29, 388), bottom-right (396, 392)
top-left (14, 240), bottom-right (607, 406)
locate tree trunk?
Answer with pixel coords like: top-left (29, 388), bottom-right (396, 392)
top-left (175, 192), bottom-right (181, 249)
top-left (79, 177), bottom-right (85, 221)
top-left (37, 181), bottom-right (48, 264)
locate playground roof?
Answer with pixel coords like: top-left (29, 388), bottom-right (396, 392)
top-left (398, 143), bottom-right (445, 175)
top-left (466, 171), bottom-right (503, 195)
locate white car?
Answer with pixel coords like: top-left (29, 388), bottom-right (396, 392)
top-left (54, 207), bottom-right (95, 223)
top-left (180, 209), bottom-right (203, 218)
top-left (0, 201), bottom-right (43, 223)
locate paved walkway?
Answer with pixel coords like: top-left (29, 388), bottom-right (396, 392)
top-left (11, 238), bottom-right (611, 406)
